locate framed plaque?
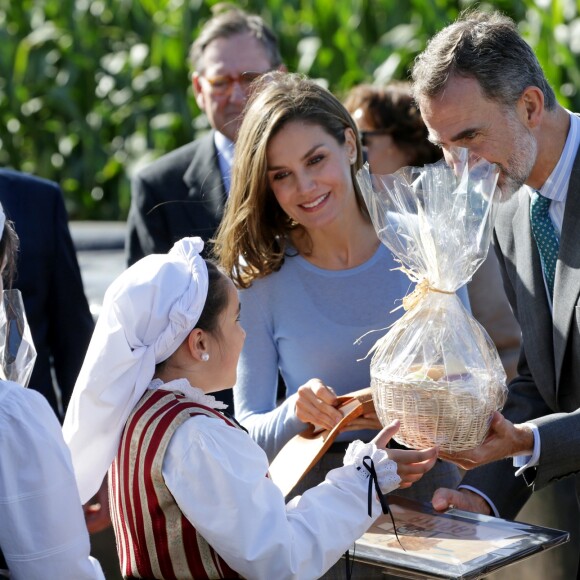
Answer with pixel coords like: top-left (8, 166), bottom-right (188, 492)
top-left (350, 496), bottom-right (569, 579)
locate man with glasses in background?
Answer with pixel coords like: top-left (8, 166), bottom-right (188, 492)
top-left (125, 5), bottom-right (284, 267)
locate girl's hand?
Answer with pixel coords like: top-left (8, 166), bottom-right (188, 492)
top-left (372, 421), bottom-right (439, 488)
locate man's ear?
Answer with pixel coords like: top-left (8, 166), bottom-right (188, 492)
top-left (520, 86), bottom-right (544, 129)
top-left (192, 73), bottom-right (206, 112)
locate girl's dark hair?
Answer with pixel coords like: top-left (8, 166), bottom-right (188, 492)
top-left (155, 260), bottom-right (230, 374)
top-left (195, 260), bottom-right (230, 339)
top-left (0, 220), bottom-right (19, 289)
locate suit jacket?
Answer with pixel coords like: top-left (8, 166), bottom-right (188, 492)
top-left (468, 249), bottom-right (521, 382)
top-left (463, 148), bottom-right (580, 518)
top-left (0, 170), bottom-right (94, 419)
top-left (125, 132), bottom-right (233, 408)
top-left (125, 131), bottom-right (226, 266)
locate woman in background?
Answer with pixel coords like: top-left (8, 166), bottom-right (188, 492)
top-left (344, 81), bottom-right (441, 174)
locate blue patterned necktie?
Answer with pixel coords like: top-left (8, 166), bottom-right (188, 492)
top-left (529, 191), bottom-right (560, 299)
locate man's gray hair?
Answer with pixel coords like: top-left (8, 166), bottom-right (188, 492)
top-left (189, 5), bottom-right (282, 73)
top-left (411, 10), bottom-right (556, 111)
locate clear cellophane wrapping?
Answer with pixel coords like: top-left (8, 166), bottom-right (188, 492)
top-left (356, 149), bottom-right (507, 452)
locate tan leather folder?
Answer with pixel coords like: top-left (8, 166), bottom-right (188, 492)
top-left (268, 387), bottom-right (375, 497)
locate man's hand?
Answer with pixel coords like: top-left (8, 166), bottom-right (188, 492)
top-left (438, 412), bottom-right (534, 470)
top-left (84, 477), bottom-right (112, 534)
top-left (432, 487), bottom-right (492, 514)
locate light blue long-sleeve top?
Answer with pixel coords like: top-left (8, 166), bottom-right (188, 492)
top-left (235, 243), bottom-right (471, 460)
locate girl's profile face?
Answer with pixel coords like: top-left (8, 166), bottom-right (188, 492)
top-left (265, 120), bottom-right (358, 233)
top-left (206, 279), bottom-right (246, 390)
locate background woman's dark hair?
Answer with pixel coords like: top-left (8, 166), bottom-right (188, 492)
top-left (195, 260), bottom-right (230, 339)
top-left (0, 220), bottom-right (19, 289)
top-left (344, 82), bottom-right (442, 166)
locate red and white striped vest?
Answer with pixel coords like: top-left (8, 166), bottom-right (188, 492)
top-left (109, 388), bottom-right (241, 579)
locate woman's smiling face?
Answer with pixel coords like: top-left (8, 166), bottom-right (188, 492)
top-left (266, 120), bottom-right (358, 232)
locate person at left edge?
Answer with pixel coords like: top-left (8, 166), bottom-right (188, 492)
top-left (0, 202), bottom-right (104, 579)
top-left (0, 169), bottom-right (94, 420)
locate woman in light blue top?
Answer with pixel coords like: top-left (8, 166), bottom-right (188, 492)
top-left (214, 72), bottom-right (466, 501)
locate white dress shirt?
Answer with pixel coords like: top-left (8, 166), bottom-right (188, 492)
top-left (214, 131), bottom-right (234, 194)
top-left (0, 380), bottom-right (103, 580)
top-left (158, 379), bottom-right (401, 580)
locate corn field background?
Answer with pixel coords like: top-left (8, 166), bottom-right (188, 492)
top-left (1, 0), bottom-right (579, 220)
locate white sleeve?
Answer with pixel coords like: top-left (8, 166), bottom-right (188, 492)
top-left (163, 416), bottom-right (400, 580)
top-left (513, 422), bottom-right (541, 476)
top-left (456, 484), bottom-right (500, 518)
top-left (0, 385), bottom-right (104, 580)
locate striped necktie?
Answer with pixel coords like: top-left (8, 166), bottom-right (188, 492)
top-left (529, 191), bottom-right (560, 299)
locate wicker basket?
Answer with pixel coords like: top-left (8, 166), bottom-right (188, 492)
top-left (371, 365), bottom-right (505, 452)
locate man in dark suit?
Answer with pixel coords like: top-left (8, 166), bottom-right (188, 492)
top-left (126, 7), bottom-right (284, 410)
top-left (125, 7), bottom-right (284, 266)
top-left (410, 10), bottom-right (580, 558)
top-left (0, 169), bottom-right (94, 419)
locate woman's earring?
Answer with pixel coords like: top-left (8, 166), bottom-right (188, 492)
top-left (201, 353), bottom-right (210, 362)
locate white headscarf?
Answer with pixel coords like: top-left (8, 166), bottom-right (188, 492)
top-left (63, 237), bottom-right (209, 503)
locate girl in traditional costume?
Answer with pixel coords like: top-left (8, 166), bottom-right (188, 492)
top-left (64, 236), bottom-right (435, 579)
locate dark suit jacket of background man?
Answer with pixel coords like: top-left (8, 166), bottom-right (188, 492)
top-left (0, 169), bottom-right (94, 419)
top-left (463, 147), bottom-right (580, 517)
top-left (126, 131), bottom-right (226, 266)
top-left (125, 130), bottom-right (233, 408)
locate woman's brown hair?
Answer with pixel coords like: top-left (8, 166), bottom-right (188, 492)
top-left (213, 72), bottom-right (366, 289)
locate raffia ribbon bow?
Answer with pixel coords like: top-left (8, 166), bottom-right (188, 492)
top-left (401, 278), bottom-right (455, 311)
top-left (391, 262), bottom-right (455, 313)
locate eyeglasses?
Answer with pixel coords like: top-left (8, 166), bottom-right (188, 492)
top-left (200, 71), bottom-right (268, 96)
top-left (359, 130), bottom-right (390, 147)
